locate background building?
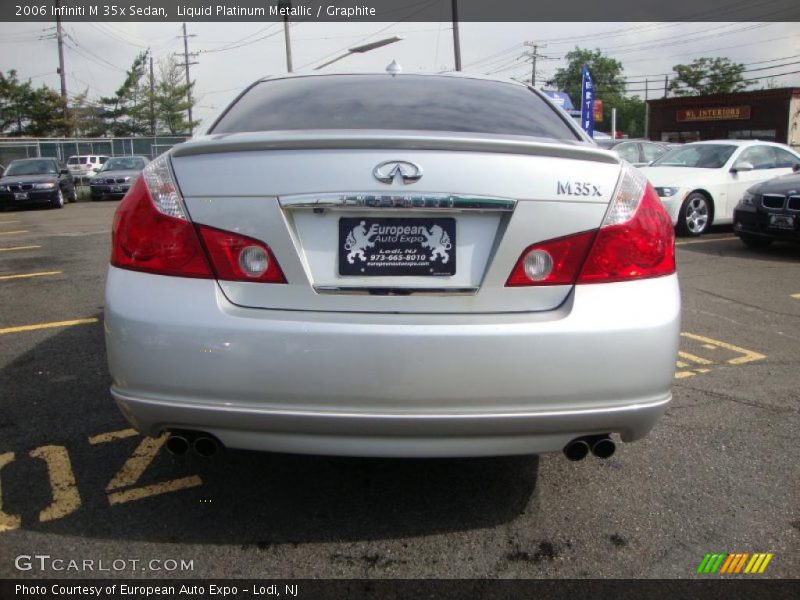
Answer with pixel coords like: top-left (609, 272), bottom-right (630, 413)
top-left (647, 88), bottom-right (800, 149)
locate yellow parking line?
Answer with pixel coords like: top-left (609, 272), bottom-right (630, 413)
top-left (675, 236), bottom-right (737, 246)
top-left (0, 271), bottom-right (61, 281)
top-left (28, 445), bottom-right (81, 523)
top-left (792, 293), bottom-right (800, 300)
top-left (678, 350), bottom-right (713, 365)
top-left (0, 318), bottom-right (98, 335)
top-left (106, 435), bottom-right (168, 492)
top-left (0, 220), bottom-right (20, 224)
top-left (0, 245), bottom-right (41, 252)
top-left (0, 230), bottom-right (28, 235)
top-left (88, 428), bottom-right (138, 445)
top-left (680, 332), bottom-right (765, 365)
top-left (107, 476), bottom-right (203, 506)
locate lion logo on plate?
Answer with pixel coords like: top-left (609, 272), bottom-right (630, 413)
top-left (344, 221), bottom-right (379, 264)
top-left (421, 224), bottom-right (452, 264)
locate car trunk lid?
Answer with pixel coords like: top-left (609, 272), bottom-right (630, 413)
top-left (170, 131), bottom-right (621, 314)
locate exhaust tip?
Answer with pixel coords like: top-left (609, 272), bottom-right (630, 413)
top-left (563, 439), bottom-right (590, 461)
top-left (193, 436), bottom-right (220, 458)
top-left (591, 436), bottom-right (616, 459)
top-left (165, 434), bottom-right (190, 457)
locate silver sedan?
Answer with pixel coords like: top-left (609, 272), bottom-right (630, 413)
top-left (105, 73), bottom-right (680, 460)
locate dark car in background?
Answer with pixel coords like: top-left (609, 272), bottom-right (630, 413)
top-left (595, 139), bottom-right (670, 167)
top-left (733, 165), bottom-right (800, 247)
top-left (0, 158), bottom-right (76, 209)
top-left (90, 156), bottom-right (149, 201)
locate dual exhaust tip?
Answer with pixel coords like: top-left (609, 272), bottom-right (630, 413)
top-left (563, 435), bottom-right (615, 461)
top-left (165, 431), bottom-right (221, 458)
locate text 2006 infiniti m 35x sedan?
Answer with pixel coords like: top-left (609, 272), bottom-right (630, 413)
top-left (105, 73), bottom-right (680, 461)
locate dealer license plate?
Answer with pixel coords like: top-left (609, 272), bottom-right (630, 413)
top-left (339, 217), bottom-right (456, 276)
top-left (14, 192), bottom-right (28, 201)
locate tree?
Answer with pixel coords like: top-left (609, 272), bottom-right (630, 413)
top-left (0, 70), bottom-right (67, 136)
top-left (68, 89), bottom-right (106, 137)
top-left (669, 57), bottom-right (748, 96)
top-left (549, 48), bottom-right (626, 108)
top-left (611, 95), bottom-right (646, 138)
top-left (153, 56), bottom-right (197, 135)
top-left (98, 51), bottom-right (150, 136)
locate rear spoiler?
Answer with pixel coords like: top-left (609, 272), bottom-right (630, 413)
top-left (171, 130), bottom-right (620, 165)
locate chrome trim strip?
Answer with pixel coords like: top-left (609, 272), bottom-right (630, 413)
top-left (280, 192), bottom-right (516, 212)
top-left (314, 285), bottom-right (479, 296)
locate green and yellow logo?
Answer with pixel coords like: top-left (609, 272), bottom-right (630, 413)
top-left (697, 553), bottom-right (774, 575)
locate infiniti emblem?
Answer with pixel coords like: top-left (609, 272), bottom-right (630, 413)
top-left (373, 160), bottom-right (423, 184)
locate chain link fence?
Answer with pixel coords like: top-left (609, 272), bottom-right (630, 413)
top-left (0, 136), bottom-right (189, 167)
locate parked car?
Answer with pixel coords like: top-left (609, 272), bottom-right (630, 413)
top-left (733, 164), bottom-right (800, 247)
top-left (105, 73), bottom-right (680, 462)
top-left (67, 154), bottom-right (109, 184)
top-left (0, 157), bottom-right (76, 209)
top-left (595, 139), bottom-right (670, 167)
top-left (90, 156), bottom-right (149, 201)
top-left (640, 140), bottom-right (800, 236)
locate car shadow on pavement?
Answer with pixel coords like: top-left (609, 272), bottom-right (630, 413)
top-left (1, 316), bottom-right (539, 545)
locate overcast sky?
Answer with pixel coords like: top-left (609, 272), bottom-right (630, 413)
top-left (1, 20), bottom-right (799, 133)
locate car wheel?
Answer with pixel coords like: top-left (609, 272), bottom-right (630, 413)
top-left (676, 192), bottom-right (711, 237)
top-left (739, 234), bottom-right (772, 249)
top-left (51, 188), bottom-right (65, 209)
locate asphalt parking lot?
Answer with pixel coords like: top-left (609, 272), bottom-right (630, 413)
top-left (0, 201), bottom-right (798, 579)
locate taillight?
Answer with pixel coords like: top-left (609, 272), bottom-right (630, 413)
top-left (197, 225), bottom-right (286, 283)
top-left (506, 230), bottom-right (595, 286)
top-left (506, 163), bottom-right (675, 286)
top-left (111, 171), bottom-right (212, 278)
top-left (111, 154), bottom-right (286, 283)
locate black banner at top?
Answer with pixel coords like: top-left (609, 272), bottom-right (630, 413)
top-left (3, 0), bottom-right (800, 22)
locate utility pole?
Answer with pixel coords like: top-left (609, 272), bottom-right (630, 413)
top-left (523, 42), bottom-right (554, 87)
top-left (451, 0), bottom-right (461, 71)
top-left (278, 0), bottom-right (293, 72)
top-left (644, 78), bottom-right (649, 139)
top-left (664, 75), bottom-right (669, 98)
top-left (54, 0), bottom-right (68, 132)
top-left (176, 23), bottom-right (198, 136)
top-left (149, 52), bottom-right (155, 136)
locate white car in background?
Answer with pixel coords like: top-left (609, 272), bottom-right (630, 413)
top-left (640, 140), bottom-right (800, 236)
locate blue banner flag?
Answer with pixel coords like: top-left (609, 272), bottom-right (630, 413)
top-left (580, 65), bottom-right (595, 137)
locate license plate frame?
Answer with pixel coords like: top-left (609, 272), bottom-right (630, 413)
top-left (338, 217), bottom-right (456, 276)
top-left (769, 214), bottom-right (795, 230)
top-left (14, 192), bottom-right (28, 201)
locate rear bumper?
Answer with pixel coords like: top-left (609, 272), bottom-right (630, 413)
top-left (105, 267), bottom-right (681, 457)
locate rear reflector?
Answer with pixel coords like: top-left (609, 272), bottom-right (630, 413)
top-left (506, 163), bottom-right (675, 286)
top-left (197, 225), bottom-right (286, 283)
top-left (111, 154), bottom-right (286, 282)
top-left (506, 230), bottom-right (595, 286)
